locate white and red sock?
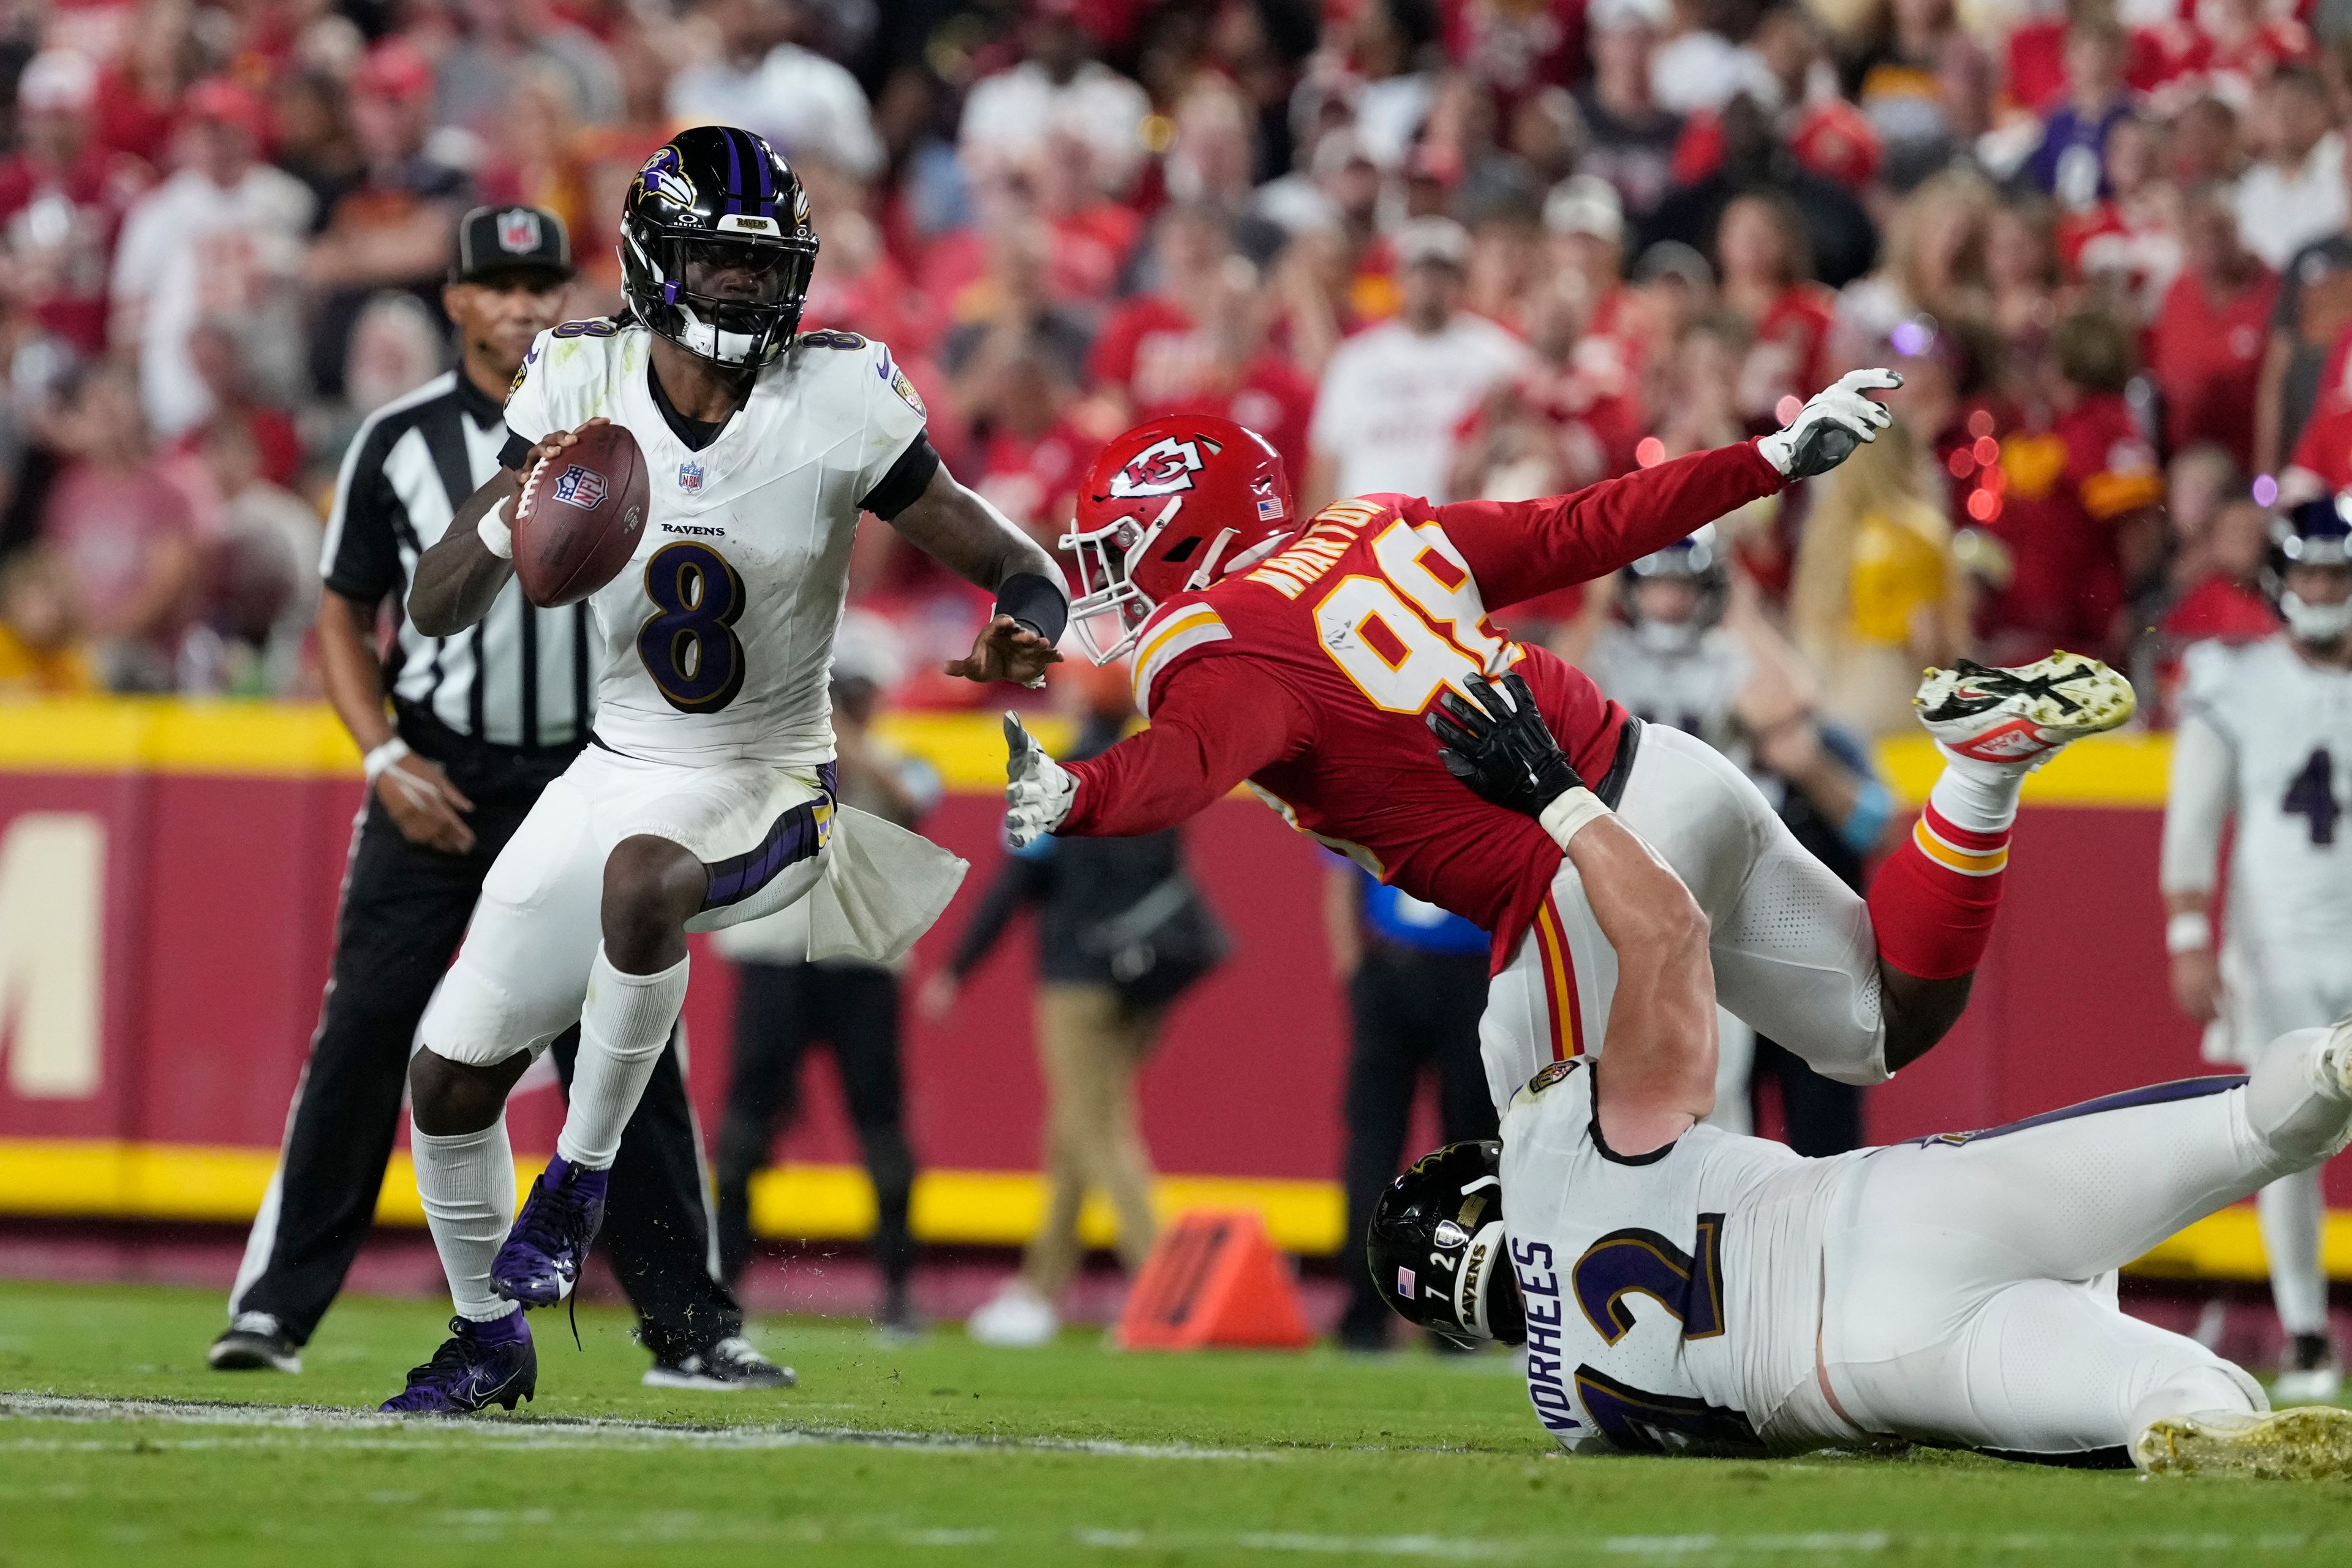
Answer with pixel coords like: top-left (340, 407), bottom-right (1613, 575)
top-left (1865, 749), bottom-right (2025, 981)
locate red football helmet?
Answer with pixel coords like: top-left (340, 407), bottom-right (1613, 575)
top-left (1063, 415), bottom-right (1294, 662)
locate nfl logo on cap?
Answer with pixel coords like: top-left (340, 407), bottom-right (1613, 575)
top-left (496, 208), bottom-right (543, 254)
top-left (679, 461), bottom-right (704, 493)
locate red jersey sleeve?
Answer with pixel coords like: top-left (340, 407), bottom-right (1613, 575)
top-left (1058, 657), bottom-right (1315, 837)
top-left (1431, 442), bottom-right (1782, 611)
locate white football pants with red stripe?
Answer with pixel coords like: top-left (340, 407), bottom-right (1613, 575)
top-left (1481, 723), bottom-right (1885, 1112)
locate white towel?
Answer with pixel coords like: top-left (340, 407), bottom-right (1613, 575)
top-left (806, 805), bottom-right (968, 965)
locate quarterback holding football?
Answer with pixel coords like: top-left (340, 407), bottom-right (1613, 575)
top-left (384, 126), bottom-right (1065, 1412)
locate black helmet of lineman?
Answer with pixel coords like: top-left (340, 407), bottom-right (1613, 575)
top-left (620, 126), bottom-right (820, 369)
top-left (1618, 522), bottom-right (1731, 654)
top-left (2269, 494), bottom-right (2352, 645)
top-left (1366, 1141), bottom-right (1525, 1347)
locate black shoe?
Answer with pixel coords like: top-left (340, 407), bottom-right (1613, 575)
top-left (878, 1285), bottom-right (922, 1344)
top-left (643, 1335), bottom-right (796, 1390)
top-left (208, 1314), bottom-right (301, 1373)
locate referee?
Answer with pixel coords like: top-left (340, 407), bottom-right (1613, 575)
top-left (208, 206), bottom-right (786, 1390)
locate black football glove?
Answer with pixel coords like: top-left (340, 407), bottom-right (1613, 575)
top-left (1425, 672), bottom-right (1585, 820)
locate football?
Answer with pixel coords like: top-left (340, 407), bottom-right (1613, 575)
top-left (510, 421), bottom-right (650, 607)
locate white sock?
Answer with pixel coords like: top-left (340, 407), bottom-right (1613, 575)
top-left (2261, 1169), bottom-right (2332, 1336)
top-left (556, 945), bottom-right (688, 1171)
top-left (413, 1114), bottom-right (519, 1324)
top-left (1929, 744), bottom-right (2027, 835)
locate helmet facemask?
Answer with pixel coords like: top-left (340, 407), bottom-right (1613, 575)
top-left (1063, 498), bottom-right (1183, 664)
top-left (622, 227), bottom-right (816, 369)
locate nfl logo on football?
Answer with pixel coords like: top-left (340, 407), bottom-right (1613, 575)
top-left (552, 464), bottom-right (608, 510)
top-left (678, 460), bottom-right (704, 494)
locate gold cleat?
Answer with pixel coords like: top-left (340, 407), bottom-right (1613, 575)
top-left (2134, 1406), bottom-right (2352, 1479)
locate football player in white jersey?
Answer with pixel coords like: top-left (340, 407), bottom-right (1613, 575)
top-left (1567, 527), bottom-right (1897, 1141)
top-left (382, 128), bottom-right (1065, 1412)
top-left (1370, 676), bottom-right (2352, 1476)
top-left (2163, 498), bottom-right (2352, 1401)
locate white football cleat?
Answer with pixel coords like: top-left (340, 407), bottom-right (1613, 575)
top-left (1913, 653), bottom-right (2135, 769)
top-left (2273, 1360), bottom-right (2344, 1404)
top-left (2135, 1405), bottom-right (2352, 1479)
top-left (968, 1281), bottom-right (1060, 1348)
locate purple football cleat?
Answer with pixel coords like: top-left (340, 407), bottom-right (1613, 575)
top-left (491, 1155), bottom-right (609, 1308)
top-left (380, 1313), bottom-right (536, 1414)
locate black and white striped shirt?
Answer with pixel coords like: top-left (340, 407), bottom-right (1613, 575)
top-left (320, 371), bottom-right (589, 751)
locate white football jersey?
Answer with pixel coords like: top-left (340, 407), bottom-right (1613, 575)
top-left (2179, 635), bottom-right (2352, 954)
top-left (1583, 623), bottom-right (1752, 764)
top-left (501, 320), bottom-right (927, 768)
top-left (1499, 1057), bottom-right (1847, 1455)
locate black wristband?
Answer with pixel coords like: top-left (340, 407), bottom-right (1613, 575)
top-left (499, 432), bottom-right (536, 472)
top-left (995, 571), bottom-right (1069, 645)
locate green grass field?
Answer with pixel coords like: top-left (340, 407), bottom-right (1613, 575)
top-left (2, 1279), bottom-right (2349, 1566)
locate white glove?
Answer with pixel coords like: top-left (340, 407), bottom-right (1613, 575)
top-left (1004, 712), bottom-right (1076, 848)
top-left (1756, 368), bottom-right (1902, 480)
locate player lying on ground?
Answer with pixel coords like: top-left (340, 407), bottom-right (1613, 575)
top-left (1369, 674), bottom-right (2352, 1476)
top-left (2162, 497), bottom-right (2352, 1401)
top-left (380, 127), bottom-right (1065, 1413)
top-left (1006, 385), bottom-right (2134, 1111)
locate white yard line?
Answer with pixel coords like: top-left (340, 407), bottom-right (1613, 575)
top-left (0, 1391), bottom-right (1265, 1460)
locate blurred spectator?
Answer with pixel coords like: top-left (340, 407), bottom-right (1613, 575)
top-left (1974, 307), bottom-right (2163, 665)
top-left (1789, 415), bottom-right (1966, 736)
top-left (181, 420), bottom-right (322, 696)
top-left (943, 216), bottom-right (1096, 395)
top-left (2024, 16), bottom-right (2133, 210)
top-left (1163, 77), bottom-right (1290, 269)
top-left (959, 0), bottom-right (1152, 194)
top-left (1649, 0), bottom-right (1774, 116)
top-left (94, 0), bottom-right (197, 167)
top-left (2169, 92), bottom-right (2242, 187)
top-left (2149, 186), bottom-right (2275, 473)
top-left (960, 335), bottom-right (1094, 547)
top-left (1984, 194), bottom-right (2063, 386)
top-left (0, 50), bottom-right (146, 359)
top-left (1325, 857), bottom-right (1493, 1352)
top-left (271, 69), bottom-right (366, 222)
top-left (667, 0), bottom-right (883, 179)
top-left (1577, 0), bottom-right (1683, 222)
top-left (1847, 0), bottom-right (1980, 183)
top-left (2152, 487), bottom-right (2280, 706)
top-left (929, 677), bottom-right (1228, 1349)
top-left (2231, 64), bottom-right (2341, 271)
top-left (0, 546), bottom-right (96, 695)
top-left (1306, 216), bottom-right (1529, 508)
top-left (1645, 92), bottom-right (1877, 290)
top-left (1715, 192), bottom-right (1834, 424)
top-left (2256, 138), bottom-right (2352, 476)
top-left (1831, 168), bottom-right (1994, 366)
top-left (343, 295), bottom-right (451, 418)
top-left (439, 0), bottom-right (624, 141)
top-left (172, 323), bottom-right (303, 490)
top-left (1329, 0), bottom-right (1445, 170)
top-left (37, 362), bottom-right (199, 690)
top-left (713, 614), bottom-right (938, 1335)
top-left (2059, 115), bottom-right (2180, 318)
top-left (1451, 271), bottom-right (1638, 505)
top-left (304, 43), bottom-right (472, 398)
top-left (110, 78), bottom-right (314, 439)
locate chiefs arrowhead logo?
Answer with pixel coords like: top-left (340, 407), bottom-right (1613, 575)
top-left (1107, 436), bottom-right (1216, 499)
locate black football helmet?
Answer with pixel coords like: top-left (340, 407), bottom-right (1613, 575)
top-left (1366, 1141), bottom-right (1525, 1347)
top-left (620, 126), bottom-right (819, 369)
top-left (2271, 494), bottom-right (2352, 645)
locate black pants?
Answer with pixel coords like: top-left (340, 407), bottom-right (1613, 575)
top-left (230, 736), bottom-right (741, 1363)
top-left (715, 961), bottom-right (916, 1297)
top-left (1751, 1036), bottom-right (1866, 1158)
top-left (1337, 944), bottom-right (1498, 1340)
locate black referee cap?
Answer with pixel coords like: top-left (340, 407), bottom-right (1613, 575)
top-left (453, 205), bottom-right (574, 285)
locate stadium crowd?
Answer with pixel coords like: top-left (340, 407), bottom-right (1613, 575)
top-left (0, 0), bottom-right (2335, 720)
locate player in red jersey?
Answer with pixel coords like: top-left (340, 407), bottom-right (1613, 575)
top-left (1008, 375), bottom-right (2137, 1107)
